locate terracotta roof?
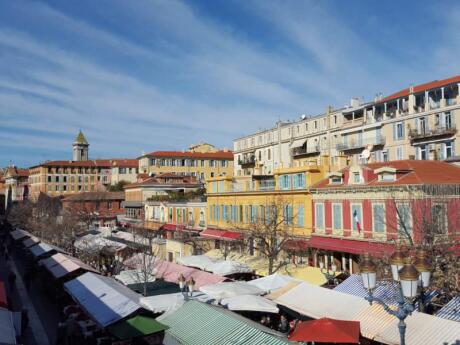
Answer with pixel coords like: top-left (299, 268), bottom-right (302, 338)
top-left (6, 166), bottom-right (29, 178)
top-left (110, 159), bottom-right (138, 168)
top-left (380, 75), bottom-right (460, 103)
top-left (31, 160), bottom-right (112, 168)
top-left (62, 192), bottom-right (125, 201)
top-left (74, 130), bottom-right (88, 145)
top-left (141, 150), bottom-right (233, 160)
top-left (312, 160), bottom-right (460, 189)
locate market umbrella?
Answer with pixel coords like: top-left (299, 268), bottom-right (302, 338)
top-left (288, 317), bottom-right (360, 344)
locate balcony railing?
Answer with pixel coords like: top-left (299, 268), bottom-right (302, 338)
top-left (447, 98), bottom-right (457, 106)
top-left (336, 136), bottom-right (386, 151)
top-left (408, 126), bottom-right (457, 141)
top-left (292, 145), bottom-right (320, 157)
top-left (342, 118), bottom-right (364, 128)
top-left (238, 155), bottom-right (256, 166)
top-left (259, 180), bottom-right (276, 191)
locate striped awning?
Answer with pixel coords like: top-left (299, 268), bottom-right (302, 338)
top-left (436, 296), bottom-right (460, 322)
top-left (159, 300), bottom-right (289, 345)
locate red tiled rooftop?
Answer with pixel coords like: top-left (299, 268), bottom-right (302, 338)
top-left (110, 159), bottom-right (138, 168)
top-left (124, 174), bottom-right (200, 189)
top-left (312, 160), bottom-right (460, 189)
top-left (31, 158), bottom-right (137, 169)
top-left (141, 150), bottom-right (233, 160)
top-left (380, 75), bottom-right (460, 103)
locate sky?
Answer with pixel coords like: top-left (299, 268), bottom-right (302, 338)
top-left (1, 0), bottom-right (459, 167)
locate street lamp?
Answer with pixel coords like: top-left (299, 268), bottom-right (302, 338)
top-left (360, 251), bottom-right (431, 345)
top-left (319, 259), bottom-right (337, 283)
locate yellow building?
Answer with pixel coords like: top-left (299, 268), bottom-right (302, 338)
top-left (206, 157), bottom-right (331, 239)
top-left (138, 143), bottom-right (234, 181)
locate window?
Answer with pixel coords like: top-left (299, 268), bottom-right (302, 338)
top-left (396, 146), bottom-right (403, 160)
top-left (445, 112), bottom-right (452, 129)
top-left (119, 167), bottom-right (126, 174)
top-left (314, 121), bottom-right (318, 130)
top-left (223, 205), bottom-right (228, 221)
top-left (211, 182), bottom-right (217, 193)
top-left (283, 205), bottom-right (293, 225)
top-left (267, 149), bottom-right (271, 160)
top-left (432, 204), bottom-right (447, 234)
top-left (239, 205), bottom-right (243, 222)
top-left (379, 173), bottom-right (395, 182)
top-left (297, 205), bottom-right (304, 226)
top-left (351, 204), bottom-right (362, 232)
top-left (251, 205), bottom-right (258, 223)
top-left (108, 201), bottom-right (113, 210)
top-left (382, 150), bottom-right (389, 162)
top-left (48, 176), bottom-right (51, 182)
top-left (293, 173), bottom-right (305, 189)
top-left (353, 172), bottom-right (361, 183)
top-left (63, 176), bottom-right (67, 183)
top-left (305, 123), bottom-right (308, 132)
top-left (332, 204), bottom-right (342, 230)
top-left (279, 175), bottom-right (291, 190)
top-left (418, 145), bottom-right (427, 160)
top-left (372, 204), bottom-right (385, 233)
top-left (445, 141), bottom-right (454, 159)
top-left (221, 160), bottom-right (227, 167)
top-left (396, 203), bottom-right (412, 237)
top-left (218, 181), bottom-right (224, 192)
top-left (333, 115), bottom-right (337, 124)
top-left (393, 122), bottom-right (404, 140)
top-left (315, 203), bottom-right (324, 229)
top-left (330, 176), bottom-right (342, 184)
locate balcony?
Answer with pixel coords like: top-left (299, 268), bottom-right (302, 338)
top-left (259, 179), bottom-right (276, 191)
top-left (292, 145), bottom-right (320, 157)
top-left (447, 98), bottom-right (457, 106)
top-left (408, 126), bottom-right (457, 142)
top-left (336, 136), bottom-right (386, 151)
top-left (342, 118), bottom-right (364, 129)
top-left (238, 155), bottom-right (255, 167)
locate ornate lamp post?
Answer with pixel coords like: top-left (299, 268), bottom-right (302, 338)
top-left (360, 251), bottom-right (431, 345)
top-left (319, 260), bottom-right (337, 283)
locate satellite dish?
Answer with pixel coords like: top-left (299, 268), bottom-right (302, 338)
top-left (362, 149), bottom-right (370, 159)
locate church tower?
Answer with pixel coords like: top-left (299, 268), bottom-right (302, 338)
top-left (73, 130), bottom-right (89, 161)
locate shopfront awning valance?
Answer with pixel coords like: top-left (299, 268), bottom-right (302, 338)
top-left (309, 235), bottom-right (394, 256)
top-left (200, 228), bottom-right (242, 241)
top-left (290, 138), bottom-right (307, 149)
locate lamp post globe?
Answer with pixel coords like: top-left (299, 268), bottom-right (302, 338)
top-left (389, 249), bottom-right (405, 282)
top-left (399, 257), bottom-right (420, 300)
top-left (414, 250), bottom-right (431, 288)
top-left (360, 253), bottom-right (377, 291)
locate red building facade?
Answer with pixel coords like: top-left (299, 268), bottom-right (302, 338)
top-left (310, 160), bottom-right (460, 273)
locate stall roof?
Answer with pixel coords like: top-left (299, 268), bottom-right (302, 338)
top-left (248, 274), bottom-right (301, 293)
top-left (176, 255), bottom-right (216, 271)
top-left (435, 296), bottom-right (460, 322)
top-left (10, 229), bottom-right (31, 240)
top-left (40, 253), bottom-right (99, 279)
top-left (140, 292), bottom-right (213, 314)
top-left (0, 309), bottom-right (17, 344)
top-left (152, 260), bottom-right (226, 289)
top-left (221, 295), bottom-right (279, 313)
top-left (209, 260), bottom-right (253, 276)
top-left (64, 272), bottom-right (142, 327)
top-left (29, 242), bottom-right (67, 258)
top-left (159, 301), bottom-right (289, 345)
top-left (115, 269), bottom-right (156, 286)
top-left (74, 234), bottom-right (127, 253)
top-left (375, 310), bottom-right (460, 345)
top-left (199, 282), bottom-right (264, 300)
top-left (107, 316), bottom-right (168, 340)
top-left (22, 236), bottom-right (40, 248)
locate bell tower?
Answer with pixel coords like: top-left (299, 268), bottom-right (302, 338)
top-left (73, 130), bottom-right (89, 161)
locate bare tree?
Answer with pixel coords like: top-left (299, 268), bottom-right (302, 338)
top-left (233, 196), bottom-right (298, 275)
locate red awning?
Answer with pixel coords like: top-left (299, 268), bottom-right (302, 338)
top-left (200, 228), bottom-right (242, 241)
top-left (162, 223), bottom-right (177, 231)
top-left (283, 239), bottom-right (309, 251)
top-left (289, 318), bottom-right (360, 344)
top-left (309, 235), bottom-right (394, 256)
top-left (0, 281), bottom-right (8, 309)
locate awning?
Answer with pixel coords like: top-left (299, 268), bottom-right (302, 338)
top-left (29, 242), bottom-right (67, 258)
top-left (200, 228), bottom-right (242, 241)
top-left (22, 236), bottom-right (40, 248)
top-left (107, 316), bottom-right (168, 340)
top-left (152, 260), bottom-right (226, 289)
top-left (0, 309), bottom-right (17, 344)
top-left (115, 269), bottom-right (156, 286)
top-left (64, 272), bottom-right (141, 327)
top-left (290, 138), bottom-right (306, 148)
top-left (436, 296), bottom-right (460, 322)
top-left (0, 281), bottom-right (8, 309)
top-left (283, 239), bottom-right (309, 251)
top-left (40, 253), bottom-right (99, 279)
top-left (176, 255), bottom-right (217, 271)
top-left (140, 292), bottom-right (213, 314)
top-left (309, 235), bottom-right (394, 256)
top-left (289, 318), bottom-right (360, 344)
top-left (221, 295), bottom-right (279, 313)
top-left (248, 274), bottom-right (301, 293)
top-left (209, 260), bottom-right (253, 276)
top-left (199, 282), bottom-right (264, 300)
top-left (10, 229), bottom-right (31, 241)
top-left (159, 300), bottom-right (289, 345)
top-left (74, 234), bottom-right (127, 253)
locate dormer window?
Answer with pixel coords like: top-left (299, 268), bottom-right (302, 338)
top-left (348, 166), bottom-right (363, 184)
top-left (353, 172), bottom-right (361, 183)
top-left (375, 167), bottom-right (397, 182)
top-left (328, 172), bottom-right (343, 184)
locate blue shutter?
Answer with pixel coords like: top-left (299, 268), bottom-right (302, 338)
top-left (297, 205), bottom-right (304, 226)
top-left (393, 123), bottom-right (397, 140)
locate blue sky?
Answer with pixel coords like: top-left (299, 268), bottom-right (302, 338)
top-left (1, 0), bottom-right (459, 167)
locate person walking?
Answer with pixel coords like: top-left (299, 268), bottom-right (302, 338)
top-left (21, 309), bottom-right (29, 335)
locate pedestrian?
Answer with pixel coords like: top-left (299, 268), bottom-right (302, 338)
top-left (260, 316), bottom-right (267, 326)
top-left (4, 246), bottom-right (9, 261)
top-left (24, 272), bottom-right (32, 290)
top-left (278, 315), bottom-right (290, 334)
top-left (21, 309), bottom-right (29, 334)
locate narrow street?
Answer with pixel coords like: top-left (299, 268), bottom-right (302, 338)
top-left (1, 222), bottom-right (59, 345)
